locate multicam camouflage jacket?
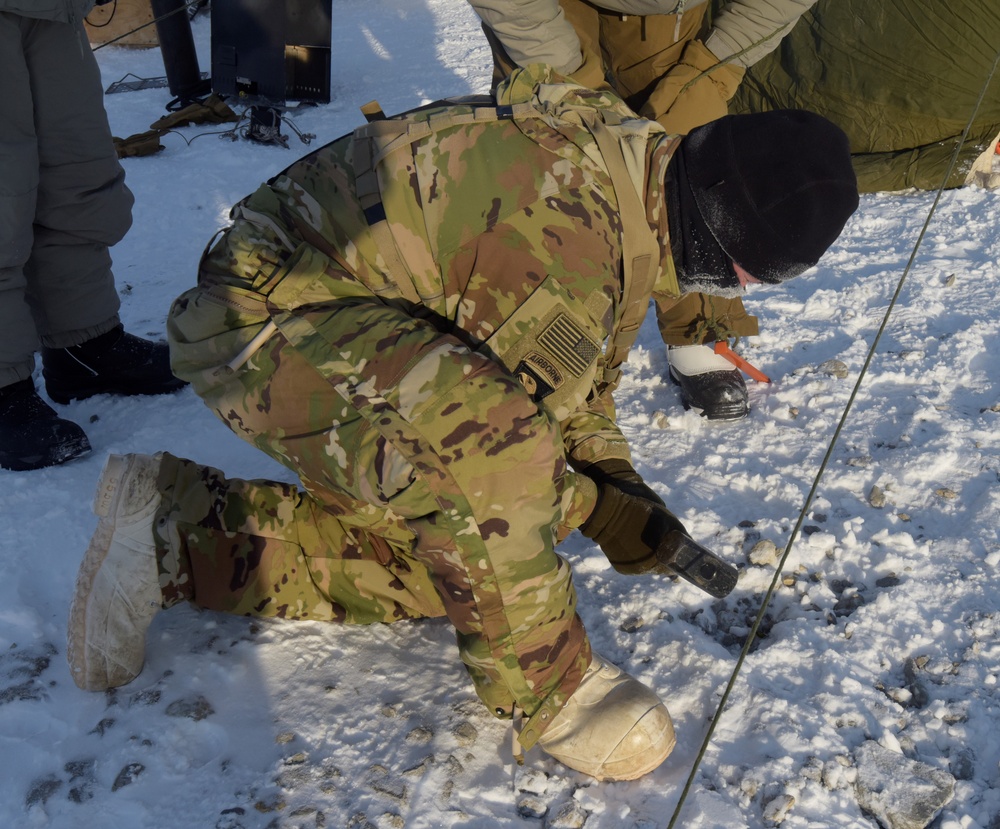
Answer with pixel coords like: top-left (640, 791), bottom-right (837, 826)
top-left (180, 65), bottom-right (683, 468)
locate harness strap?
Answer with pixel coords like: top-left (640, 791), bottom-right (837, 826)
top-left (585, 117), bottom-right (663, 393)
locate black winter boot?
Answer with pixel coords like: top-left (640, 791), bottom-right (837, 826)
top-left (0, 379), bottom-right (91, 471)
top-left (667, 344), bottom-right (750, 421)
top-left (42, 325), bottom-right (187, 404)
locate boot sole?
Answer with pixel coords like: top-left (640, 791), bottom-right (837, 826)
top-left (0, 433), bottom-right (91, 471)
top-left (47, 377), bottom-right (187, 406)
top-left (66, 455), bottom-right (132, 691)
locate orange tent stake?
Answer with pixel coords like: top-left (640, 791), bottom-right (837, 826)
top-left (714, 341), bottom-right (771, 384)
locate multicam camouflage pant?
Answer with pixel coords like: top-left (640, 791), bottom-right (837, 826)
top-left (158, 227), bottom-right (598, 747)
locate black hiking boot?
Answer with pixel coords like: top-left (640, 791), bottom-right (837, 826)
top-left (0, 379), bottom-right (91, 471)
top-left (42, 325), bottom-right (186, 404)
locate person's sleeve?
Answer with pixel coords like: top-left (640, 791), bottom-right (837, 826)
top-left (559, 387), bottom-right (632, 468)
top-left (705, 0), bottom-right (818, 68)
top-left (466, 0), bottom-right (584, 75)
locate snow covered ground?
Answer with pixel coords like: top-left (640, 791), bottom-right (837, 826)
top-left (2, 2), bottom-right (999, 827)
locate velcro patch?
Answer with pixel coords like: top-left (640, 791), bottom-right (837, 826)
top-left (538, 313), bottom-right (600, 377)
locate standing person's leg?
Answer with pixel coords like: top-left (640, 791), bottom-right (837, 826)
top-left (596, 7), bottom-right (758, 419)
top-left (21, 17), bottom-right (129, 349)
top-left (0, 14), bottom-right (93, 469)
top-left (0, 12), bottom-right (45, 388)
top-left (24, 18), bottom-right (181, 404)
top-left (0, 16), bottom-right (183, 470)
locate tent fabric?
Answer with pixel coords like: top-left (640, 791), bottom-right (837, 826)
top-left (727, 0), bottom-right (1000, 192)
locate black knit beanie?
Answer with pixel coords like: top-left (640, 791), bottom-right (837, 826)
top-left (675, 109), bottom-right (859, 284)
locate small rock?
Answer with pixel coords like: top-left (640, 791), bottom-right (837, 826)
top-left (833, 591), bottom-right (866, 617)
top-left (869, 485), bottom-right (887, 508)
top-left (65, 758), bottom-right (96, 803)
top-left (276, 732), bottom-right (296, 744)
top-left (254, 794), bottom-right (286, 813)
top-left (215, 809), bottom-right (246, 829)
top-left (619, 614), bottom-right (645, 633)
top-left (111, 762), bottom-right (145, 792)
top-left (876, 574), bottom-right (902, 588)
top-left (369, 772), bottom-right (406, 803)
top-left (949, 747), bottom-right (975, 781)
top-left (788, 407), bottom-right (799, 418)
top-left (453, 721), bottom-right (477, 746)
top-left (740, 775), bottom-right (760, 798)
top-left (405, 725), bottom-right (433, 745)
top-left (820, 359), bottom-right (849, 379)
top-left (653, 411), bottom-right (670, 429)
top-left (934, 488), bottom-right (958, 500)
top-left (127, 688), bottom-right (161, 707)
top-left (547, 800), bottom-right (589, 828)
top-left (25, 776), bottom-right (62, 809)
top-left (763, 793), bottom-right (795, 825)
top-left (90, 717), bottom-right (116, 736)
top-left (903, 658), bottom-right (930, 709)
top-left (516, 767), bottom-right (549, 794)
top-left (165, 695), bottom-right (214, 721)
top-left (748, 540), bottom-right (781, 567)
top-left (517, 794), bottom-right (548, 819)
top-left (853, 740), bottom-right (955, 829)
top-left (402, 757), bottom-right (433, 778)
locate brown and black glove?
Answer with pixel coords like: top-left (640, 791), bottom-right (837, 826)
top-left (579, 458), bottom-right (738, 597)
top-left (579, 458), bottom-right (685, 575)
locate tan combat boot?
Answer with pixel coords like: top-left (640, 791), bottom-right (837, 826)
top-left (537, 653), bottom-right (676, 781)
top-left (67, 453), bottom-right (164, 691)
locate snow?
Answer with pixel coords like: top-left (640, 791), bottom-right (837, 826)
top-left (2, 2), bottom-right (999, 827)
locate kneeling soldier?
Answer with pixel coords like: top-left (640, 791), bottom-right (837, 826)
top-left (66, 67), bottom-right (858, 781)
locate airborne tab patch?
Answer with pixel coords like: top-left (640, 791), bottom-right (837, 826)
top-left (515, 352), bottom-right (563, 401)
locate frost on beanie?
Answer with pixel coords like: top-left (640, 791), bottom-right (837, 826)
top-left (676, 109), bottom-right (859, 284)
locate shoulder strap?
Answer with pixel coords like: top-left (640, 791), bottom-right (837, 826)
top-left (585, 117), bottom-right (664, 394)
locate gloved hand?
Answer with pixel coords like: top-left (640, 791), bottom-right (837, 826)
top-left (639, 39), bottom-right (746, 135)
top-left (578, 458), bottom-right (688, 575)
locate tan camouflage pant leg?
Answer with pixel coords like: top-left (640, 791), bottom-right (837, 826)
top-left (168, 287), bottom-right (592, 743)
top-left (653, 290), bottom-right (759, 346)
top-left (152, 452), bottom-right (446, 624)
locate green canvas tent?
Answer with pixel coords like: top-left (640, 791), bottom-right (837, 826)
top-left (727, 0), bottom-right (1000, 192)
